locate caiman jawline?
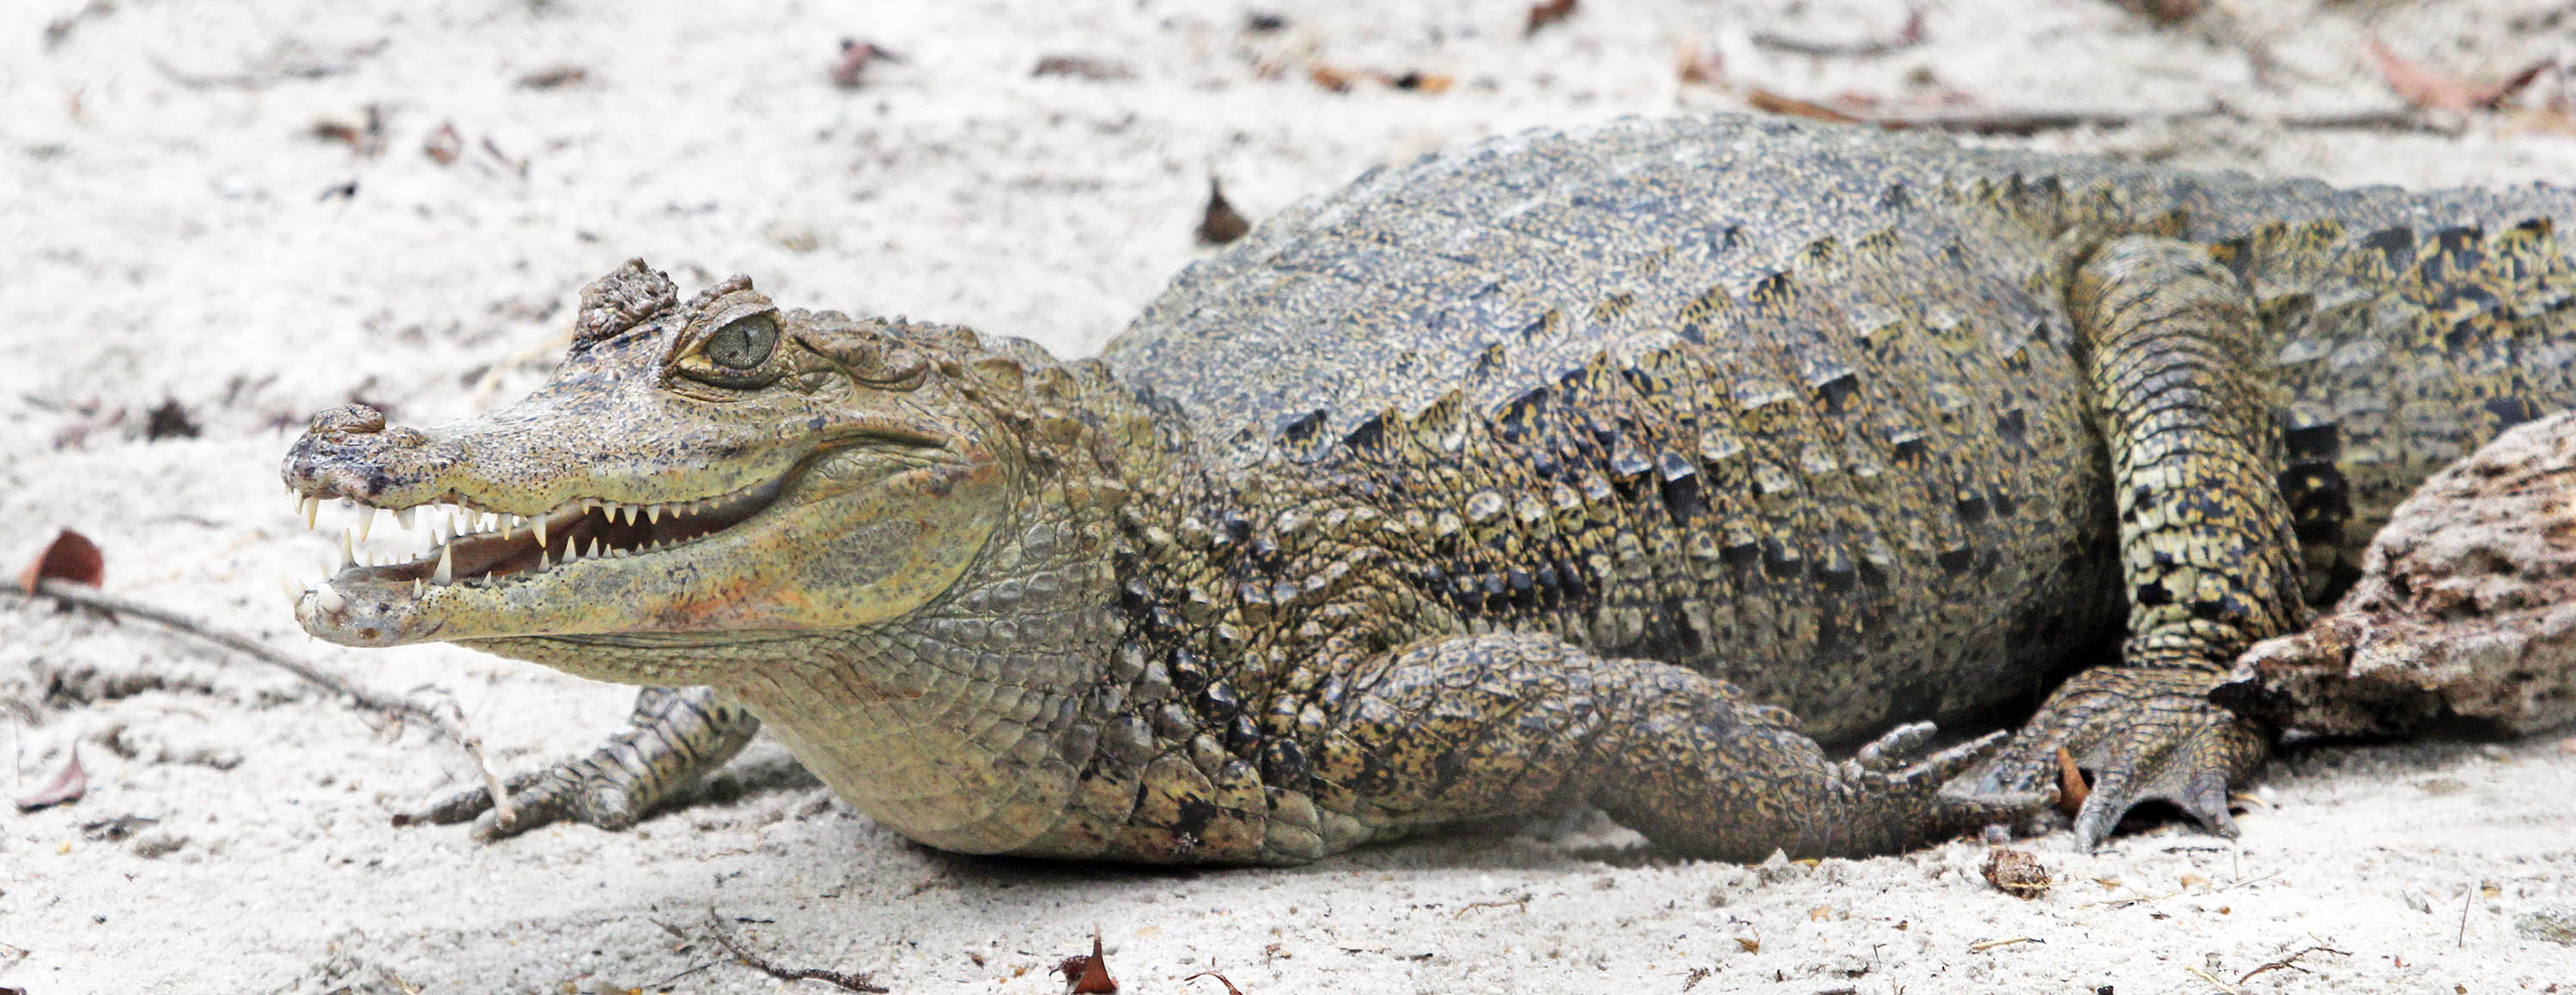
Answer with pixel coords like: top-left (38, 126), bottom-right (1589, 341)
top-left (296, 476), bottom-right (786, 596)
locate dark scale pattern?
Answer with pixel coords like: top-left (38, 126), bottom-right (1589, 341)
top-left (293, 115), bottom-right (2576, 863)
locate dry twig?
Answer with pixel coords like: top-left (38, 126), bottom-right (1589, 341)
top-left (705, 906), bottom-right (887, 992)
top-left (8, 576), bottom-right (510, 825)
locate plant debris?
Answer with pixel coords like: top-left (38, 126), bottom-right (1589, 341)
top-left (2054, 746), bottom-right (2090, 816)
top-left (1526, 0), bottom-right (1577, 36)
top-left (705, 906), bottom-right (886, 992)
top-left (1196, 179), bottom-right (1250, 246)
top-left (15, 747), bottom-right (88, 813)
top-left (1749, 9), bottom-right (1924, 58)
top-left (830, 39), bottom-right (903, 89)
top-left (1981, 847), bottom-right (2052, 899)
top-left (2235, 945), bottom-right (2351, 984)
top-left (19, 528), bottom-right (105, 594)
top-left (1183, 971), bottom-right (1245, 994)
top-left (424, 121), bottom-right (463, 166)
top-left (309, 105), bottom-right (385, 158)
top-left (1305, 62), bottom-right (1452, 94)
top-left (1245, 12), bottom-right (1288, 33)
top-left (2364, 37), bottom-right (2551, 116)
top-left (1057, 927), bottom-right (1117, 993)
top-left (515, 64), bottom-right (587, 89)
top-left (144, 397), bottom-right (200, 440)
top-left (82, 815), bottom-right (160, 841)
top-left (1034, 55), bottom-right (1134, 81)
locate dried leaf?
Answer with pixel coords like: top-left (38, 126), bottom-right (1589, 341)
top-left (2366, 37), bottom-right (2551, 115)
top-left (1059, 926), bottom-right (1118, 992)
top-left (1390, 70), bottom-right (1452, 93)
top-left (1747, 88), bottom-right (1862, 124)
top-left (1526, 0), bottom-right (1577, 36)
top-left (19, 528), bottom-right (105, 594)
top-left (1183, 972), bottom-right (1244, 995)
top-left (515, 64), bottom-right (587, 89)
top-left (1033, 55), bottom-right (1135, 81)
top-left (144, 397), bottom-right (199, 440)
top-left (1197, 179), bottom-right (1250, 246)
top-left (423, 120), bottom-right (464, 165)
top-left (2054, 745), bottom-right (2089, 816)
top-left (15, 748), bottom-right (88, 813)
top-left (830, 39), bottom-right (903, 89)
top-left (1308, 63), bottom-right (1356, 93)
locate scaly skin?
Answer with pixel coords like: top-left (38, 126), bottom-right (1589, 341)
top-left (283, 115), bottom-right (2576, 862)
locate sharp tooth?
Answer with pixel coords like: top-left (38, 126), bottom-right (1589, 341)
top-left (413, 578), bottom-right (426, 598)
top-left (301, 496), bottom-right (320, 530)
top-left (313, 585), bottom-right (346, 613)
top-left (563, 538), bottom-right (580, 561)
top-left (355, 507), bottom-right (376, 542)
top-left (534, 515), bottom-right (550, 549)
top-left (539, 549), bottom-right (552, 571)
top-left (340, 529), bottom-right (356, 567)
top-left (434, 545), bottom-right (454, 585)
top-left (586, 537), bottom-right (603, 558)
top-left (647, 504), bottom-right (662, 525)
top-left (279, 573), bottom-right (301, 605)
top-left (395, 507), bottom-right (416, 531)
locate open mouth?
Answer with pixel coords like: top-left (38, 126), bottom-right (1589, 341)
top-left (291, 477), bottom-right (784, 598)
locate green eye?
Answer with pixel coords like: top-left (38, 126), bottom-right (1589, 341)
top-left (704, 313), bottom-right (779, 370)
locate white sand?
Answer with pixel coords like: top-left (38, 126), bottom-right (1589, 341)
top-left (3, 1), bottom-right (2573, 991)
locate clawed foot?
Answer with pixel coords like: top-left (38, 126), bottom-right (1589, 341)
top-left (397, 763), bottom-right (656, 840)
top-left (1841, 724), bottom-right (2054, 846)
top-left (1973, 667), bottom-right (2268, 847)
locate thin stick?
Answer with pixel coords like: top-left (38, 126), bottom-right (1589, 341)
top-left (704, 906), bottom-right (887, 992)
top-left (11, 578), bottom-right (510, 824)
top-left (2458, 883), bottom-right (2475, 948)
top-left (2236, 945), bottom-right (2348, 984)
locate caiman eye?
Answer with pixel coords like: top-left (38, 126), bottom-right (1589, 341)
top-left (705, 313), bottom-right (779, 370)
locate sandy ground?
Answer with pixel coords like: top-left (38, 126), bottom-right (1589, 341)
top-left (4, 0), bottom-right (2575, 992)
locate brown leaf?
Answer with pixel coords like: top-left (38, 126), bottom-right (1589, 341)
top-left (1747, 88), bottom-right (1862, 124)
top-left (1526, 0), bottom-right (1577, 36)
top-left (424, 121), bottom-right (462, 166)
top-left (1390, 70), bottom-right (1453, 94)
top-left (2365, 37), bottom-right (2550, 115)
top-left (1059, 927), bottom-right (1118, 992)
top-left (2053, 745), bottom-right (2089, 816)
top-left (144, 397), bottom-right (199, 440)
top-left (1308, 63), bottom-right (1357, 93)
top-left (19, 528), bottom-right (105, 595)
top-left (831, 39), bottom-right (903, 90)
top-left (515, 64), bottom-right (588, 89)
top-left (15, 747), bottom-right (87, 813)
top-left (1183, 972), bottom-right (1245, 995)
top-left (1033, 55), bottom-right (1135, 81)
top-left (1197, 179), bottom-right (1250, 246)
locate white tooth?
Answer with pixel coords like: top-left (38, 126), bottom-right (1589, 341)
top-left (647, 504), bottom-right (662, 525)
top-left (434, 545), bottom-right (454, 585)
top-left (356, 507), bottom-right (376, 542)
top-left (395, 506), bottom-right (416, 531)
top-left (539, 549), bottom-right (552, 571)
top-left (313, 585), bottom-right (346, 613)
top-left (279, 572), bottom-right (301, 605)
top-left (301, 496), bottom-right (320, 530)
top-left (340, 530), bottom-right (356, 567)
top-left (534, 515), bottom-right (549, 548)
top-left (563, 538), bottom-right (580, 561)
top-left (413, 578), bottom-right (426, 598)
top-left (586, 537), bottom-right (603, 558)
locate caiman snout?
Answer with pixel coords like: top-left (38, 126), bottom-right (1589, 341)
top-left (283, 403), bottom-right (448, 506)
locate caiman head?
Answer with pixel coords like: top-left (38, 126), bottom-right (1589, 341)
top-left (282, 260), bottom-right (1090, 671)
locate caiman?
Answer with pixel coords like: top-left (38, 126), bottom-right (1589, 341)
top-left (281, 114), bottom-right (2576, 864)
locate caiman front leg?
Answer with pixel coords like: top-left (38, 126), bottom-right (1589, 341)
top-left (1978, 235), bottom-right (2308, 846)
top-left (404, 685), bottom-right (762, 840)
top-left (1322, 633), bottom-right (2044, 861)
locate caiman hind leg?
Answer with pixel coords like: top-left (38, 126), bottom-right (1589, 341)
top-left (1322, 633), bottom-right (2044, 861)
top-left (404, 685), bottom-right (762, 840)
top-left (1978, 235), bottom-right (2307, 846)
